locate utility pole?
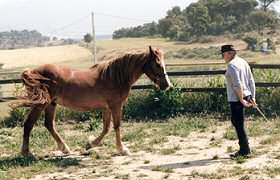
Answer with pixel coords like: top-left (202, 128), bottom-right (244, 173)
top-left (91, 12), bottom-right (97, 63)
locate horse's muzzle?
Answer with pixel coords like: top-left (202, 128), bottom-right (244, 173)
top-left (160, 82), bottom-right (172, 91)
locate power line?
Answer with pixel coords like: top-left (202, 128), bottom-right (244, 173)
top-left (94, 11), bottom-right (152, 23)
top-left (50, 14), bottom-right (91, 33)
top-left (47, 12), bottom-right (154, 38)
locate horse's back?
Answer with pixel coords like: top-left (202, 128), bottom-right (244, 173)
top-left (32, 64), bottom-right (94, 83)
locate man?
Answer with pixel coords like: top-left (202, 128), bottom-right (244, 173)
top-left (221, 44), bottom-right (257, 158)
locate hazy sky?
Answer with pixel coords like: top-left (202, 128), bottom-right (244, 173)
top-left (0, 0), bottom-right (197, 39)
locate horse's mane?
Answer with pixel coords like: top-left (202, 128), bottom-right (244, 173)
top-left (91, 51), bottom-right (150, 89)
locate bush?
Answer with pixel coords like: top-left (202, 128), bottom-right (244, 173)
top-left (123, 81), bottom-right (185, 119)
top-left (1, 107), bottom-right (30, 127)
top-left (243, 35), bottom-right (259, 51)
top-left (55, 107), bottom-right (102, 122)
top-left (1, 106), bottom-right (102, 128)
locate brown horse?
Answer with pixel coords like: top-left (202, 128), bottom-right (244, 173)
top-left (17, 46), bottom-right (172, 156)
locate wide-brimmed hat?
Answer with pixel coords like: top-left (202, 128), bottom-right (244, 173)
top-left (220, 45), bottom-right (236, 54)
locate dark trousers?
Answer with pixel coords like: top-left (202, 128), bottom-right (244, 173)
top-left (229, 99), bottom-right (251, 154)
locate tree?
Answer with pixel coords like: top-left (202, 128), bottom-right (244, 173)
top-left (84, 33), bottom-right (93, 43)
top-left (158, 18), bottom-right (174, 38)
top-left (248, 10), bottom-right (279, 33)
top-left (166, 6), bottom-right (182, 19)
top-left (259, 0), bottom-right (278, 11)
top-left (185, 3), bottom-right (210, 39)
top-left (200, 0), bottom-right (258, 34)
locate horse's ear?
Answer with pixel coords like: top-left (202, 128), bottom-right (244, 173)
top-left (149, 46), bottom-right (155, 54)
top-left (149, 46), bottom-right (156, 59)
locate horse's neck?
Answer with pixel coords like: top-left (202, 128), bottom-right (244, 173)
top-left (128, 54), bottom-right (148, 86)
top-left (96, 52), bottom-right (148, 89)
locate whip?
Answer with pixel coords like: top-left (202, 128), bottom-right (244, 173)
top-left (250, 100), bottom-right (269, 122)
top-left (255, 106), bottom-right (269, 122)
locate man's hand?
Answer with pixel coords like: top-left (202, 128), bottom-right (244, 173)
top-left (250, 98), bottom-right (258, 108)
top-left (241, 99), bottom-right (252, 107)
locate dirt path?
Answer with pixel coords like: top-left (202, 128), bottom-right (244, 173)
top-left (27, 123), bottom-right (280, 180)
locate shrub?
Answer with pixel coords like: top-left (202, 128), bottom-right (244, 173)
top-left (149, 82), bottom-right (185, 117)
top-left (174, 46), bottom-right (220, 60)
top-left (1, 107), bottom-right (30, 127)
top-left (1, 106), bottom-right (102, 128)
top-left (123, 81), bottom-right (185, 119)
top-left (55, 107), bottom-right (102, 122)
top-left (243, 34), bottom-right (260, 51)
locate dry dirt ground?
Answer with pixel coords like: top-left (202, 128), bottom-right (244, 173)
top-left (26, 122), bottom-right (280, 180)
top-left (0, 45), bottom-right (92, 69)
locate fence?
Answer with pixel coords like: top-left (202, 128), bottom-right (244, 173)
top-left (1, 63), bottom-right (280, 102)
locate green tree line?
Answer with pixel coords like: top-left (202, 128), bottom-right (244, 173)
top-left (112, 0), bottom-right (280, 41)
top-left (0, 30), bottom-right (50, 49)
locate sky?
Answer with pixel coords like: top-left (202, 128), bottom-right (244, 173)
top-left (0, 0), bottom-right (197, 39)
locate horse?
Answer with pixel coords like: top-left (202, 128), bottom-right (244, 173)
top-left (16, 46), bottom-right (172, 156)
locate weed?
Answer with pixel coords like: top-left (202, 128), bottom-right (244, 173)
top-left (223, 128), bottom-right (237, 140)
top-left (235, 156), bottom-right (247, 164)
top-left (152, 166), bottom-right (174, 173)
top-left (88, 118), bottom-right (101, 131)
top-left (115, 173), bottom-right (129, 179)
top-left (143, 160), bottom-right (150, 164)
top-left (227, 146), bottom-right (234, 153)
top-left (161, 145), bottom-right (181, 155)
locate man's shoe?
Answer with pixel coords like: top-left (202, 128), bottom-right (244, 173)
top-left (230, 151), bottom-right (251, 159)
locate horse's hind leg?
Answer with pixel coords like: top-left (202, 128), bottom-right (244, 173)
top-left (21, 105), bottom-right (45, 156)
top-left (44, 103), bottom-right (70, 154)
top-left (86, 109), bottom-right (112, 150)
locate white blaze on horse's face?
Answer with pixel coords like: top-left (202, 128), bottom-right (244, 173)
top-left (161, 59), bottom-right (172, 90)
top-left (145, 46), bottom-right (172, 91)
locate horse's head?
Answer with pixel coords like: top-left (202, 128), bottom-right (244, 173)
top-left (143, 46), bottom-right (172, 91)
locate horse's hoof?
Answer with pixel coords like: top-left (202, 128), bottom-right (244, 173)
top-left (21, 151), bottom-right (35, 157)
top-left (62, 146), bottom-right (71, 154)
top-left (120, 146), bottom-right (132, 156)
top-left (85, 143), bottom-right (92, 150)
top-left (86, 136), bottom-right (96, 150)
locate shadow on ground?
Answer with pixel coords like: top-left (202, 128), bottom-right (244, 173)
top-left (139, 157), bottom-right (231, 170)
top-left (0, 154), bottom-right (91, 170)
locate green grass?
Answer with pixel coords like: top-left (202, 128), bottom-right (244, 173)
top-left (152, 165), bottom-right (174, 173)
top-left (161, 145), bottom-right (181, 155)
top-left (223, 128), bottom-right (238, 140)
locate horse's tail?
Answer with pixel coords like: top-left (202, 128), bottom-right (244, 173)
top-left (11, 70), bottom-right (53, 108)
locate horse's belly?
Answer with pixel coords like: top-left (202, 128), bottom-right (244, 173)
top-left (56, 94), bottom-right (108, 111)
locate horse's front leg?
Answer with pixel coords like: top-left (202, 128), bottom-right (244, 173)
top-left (86, 109), bottom-right (112, 150)
top-left (111, 105), bottom-right (131, 156)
